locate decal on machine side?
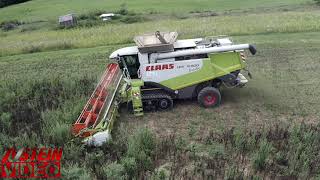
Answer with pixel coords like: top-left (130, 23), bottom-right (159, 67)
top-left (146, 64), bottom-right (174, 71)
top-left (140, 59), bottom-right (204, 83)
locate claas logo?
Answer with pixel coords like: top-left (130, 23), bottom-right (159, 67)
top-left (146, 64), bottom-right (174, 71)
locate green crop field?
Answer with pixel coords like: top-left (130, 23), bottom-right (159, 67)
top-left (1, 0), bottom-right (320, 179)
top-left (0, 0), bottom-right (313, 22)
top-left (1, 11), bottom-right (320, 57)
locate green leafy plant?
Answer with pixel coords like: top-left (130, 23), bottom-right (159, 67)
top-left (126, 128), bottom-right (156, 173)
top-left (252, 138), bottom-right (273, 171)
top-left (102, 162), bottom-right (127, 180)
top-left (62, 163), bottom-right (91, 180)
top-left (120, 157), bottom-right (137, 177)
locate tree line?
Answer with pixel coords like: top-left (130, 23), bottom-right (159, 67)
top-left (0, 0), bottom-right (31, 8)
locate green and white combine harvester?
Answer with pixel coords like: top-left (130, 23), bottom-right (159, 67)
top-left (72, 31), bottom-right (257, 146)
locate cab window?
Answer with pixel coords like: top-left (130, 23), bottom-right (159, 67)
top-left (119, 55), bottom-right (140, 78)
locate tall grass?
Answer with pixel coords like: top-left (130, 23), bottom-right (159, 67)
top-left (1, 11), bottom-right (320, 56)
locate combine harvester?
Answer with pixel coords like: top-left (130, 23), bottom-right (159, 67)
top-left (72, 31), bottom-right (257, 146)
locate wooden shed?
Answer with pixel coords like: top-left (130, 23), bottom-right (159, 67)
top-left (58, 14), bottom-right (77, 27)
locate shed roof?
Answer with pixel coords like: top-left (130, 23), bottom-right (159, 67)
top-left (59, 14), bottom-right (75, 22)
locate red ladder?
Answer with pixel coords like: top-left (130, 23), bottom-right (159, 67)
top-left (72, 63), bottom-right (120, 137)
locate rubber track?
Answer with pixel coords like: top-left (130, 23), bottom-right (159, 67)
top-left (142, 92), bottom-right (173, 110)
top-left (142, 92), bottom-right (172, 101)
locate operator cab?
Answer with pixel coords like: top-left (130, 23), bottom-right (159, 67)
top-left (119, 55), bottom-right (140, 78)
top-left (109, 46), bottom-right (140, 78)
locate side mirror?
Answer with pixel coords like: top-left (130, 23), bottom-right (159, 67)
top-left (116, 54), bottom-right (121, 62)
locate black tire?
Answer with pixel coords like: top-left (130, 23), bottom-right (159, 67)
top-left (197, 87), bottom-right (221, 108)
top-left (158, 97), bottom-right (173, 111)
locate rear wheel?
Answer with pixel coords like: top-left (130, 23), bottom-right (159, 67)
top-left (197, 87), bottom-right (221, 108)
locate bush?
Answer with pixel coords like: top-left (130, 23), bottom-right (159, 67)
top-left (120, 15), bottom-right (144, 24)
top-left (314, 0), bottom-right (320, 5)
top-left (78, 10), bottom-right (104, 20)
top-left (75, 9), bottom-right (106, 28)
top-left (0, 20), bottom-right (22, 31)
top-left (117, 3), bottom-right (128, 15)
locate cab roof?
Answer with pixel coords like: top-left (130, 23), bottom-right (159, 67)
top-left (109, 46), bottom-right (138, 59)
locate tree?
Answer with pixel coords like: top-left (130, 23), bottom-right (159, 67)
top-left (0, 0), bottom-right (31, 8)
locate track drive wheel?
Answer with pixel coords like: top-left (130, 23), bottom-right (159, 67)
top-left (158, 96), bottom-right (173, 111)
top-left (197, 87), bottom-right (221, 108)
